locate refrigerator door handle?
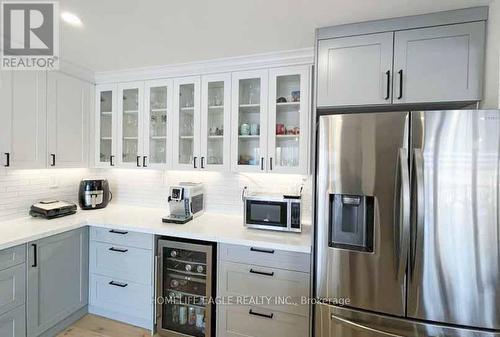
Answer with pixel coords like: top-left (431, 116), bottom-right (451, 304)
top-left (331, 314), bottom-right (403, 337)
top-left (396, 148), bottom-right (410, 281)
top-left (410, 148), bottom-right (425, 280)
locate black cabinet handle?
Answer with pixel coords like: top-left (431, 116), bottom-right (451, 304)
top-left (269, 157), bottom-right (273, 171)
top-left (136, 156), bottom-right (141, 167)
top-left (109, 247), bottom-right (128, 253)
top-left (193, 156), bottom-right (197, 169)
top-left (398, 69), bottom-right (403, 100)
top-left (109, 281), bottom-right (128, 288)
top-left (50, 154), bottom-right (56, 166)
top-left (4, 153), bottom-right (9, 167)
top-left (201, 157), bottom-right (205, 169)
top-left (250, 247), bottom-right (275, 254)
top-left (249, 269), bottom-right (274, 277)
top-left (385, 70), bottom-right (391, 100)
top-left (109, 229), bottom-right (128, 235)
top-left (261, 157), bottom-right (264, 171)
top-left (31, 244), bottom-right (37, 267)
top-left (249, 309), bottom-right (273, 319)
top-left (143, 156), bottom-right (147, 167)
top-left (110, 155), bottom-right (115, 166)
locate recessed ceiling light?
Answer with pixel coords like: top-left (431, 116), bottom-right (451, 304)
top-left (61, 12), bottom-right (82, 26)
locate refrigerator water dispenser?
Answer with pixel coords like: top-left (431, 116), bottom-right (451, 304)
top-left (329, 194), bottom-right (374, 252)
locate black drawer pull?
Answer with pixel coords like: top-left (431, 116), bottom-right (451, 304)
top-left (398, 69), bottom-right (404, 100)
top-left (249, 269), bottom-right (274, 277)
top-left (249, 309), bottom-right (273, 319)
top-left (110, 155), bottom-right (115, 166)
top-left (50, 154), bottom-right (56, 166)
top-left (4, 153), bottom-right (10, 167)
top-left (143, 156), bottom-right (148, 167)
top-left (109, 229), bottom-right (128, 235)
top-left (109, 247), bottom-right (128, 253)
top-left (31, 244), bottom-right (37, 267)
top-left (136, 155), bottom-right (141, 167)
top-left (109, 281), bottom-right (128, 288)
top-left (385, 70), bottom-right (391, 100)
top-left (250, 247), bottom-right (275, 254)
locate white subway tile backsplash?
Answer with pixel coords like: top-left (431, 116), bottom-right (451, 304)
top-left (0, 167), bottom-right (312, 223)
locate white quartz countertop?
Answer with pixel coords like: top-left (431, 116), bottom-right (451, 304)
top-left (0, 205), bottom-right (312, 253)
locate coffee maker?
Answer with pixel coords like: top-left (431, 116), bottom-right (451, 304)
top-left (162, 182), bottom-right (205, 224)
top-left (79, 179), bottom-right (112, 210)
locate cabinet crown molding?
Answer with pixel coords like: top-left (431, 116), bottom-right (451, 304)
top-left (94, 48), bottom-right (314, 84)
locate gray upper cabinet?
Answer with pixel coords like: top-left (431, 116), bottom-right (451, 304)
top-left (393, 22), bottom-right (485, 104)
top-left (315, 7), bottom-right (487, 108)
top-left (27, 228), bottom-right (89, 337)
top-left (317, 32), bottom-right (394, 107)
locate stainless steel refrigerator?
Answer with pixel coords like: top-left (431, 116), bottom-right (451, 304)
top-left (315, 110), bottom-right (500, 337)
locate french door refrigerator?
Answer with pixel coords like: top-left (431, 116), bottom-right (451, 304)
top-left (315, 110), bottom-right (500, 337)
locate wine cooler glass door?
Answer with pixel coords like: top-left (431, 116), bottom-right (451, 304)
top-left (157, 240), bottom-right (213, 337)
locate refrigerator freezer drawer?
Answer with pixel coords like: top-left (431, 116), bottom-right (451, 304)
top-left (315, 303), bottom-right (500, 337)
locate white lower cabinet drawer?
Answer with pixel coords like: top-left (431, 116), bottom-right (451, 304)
top-left (219, 261), bottom-right (310, 317)
top-left (218, 305), bottom-right (308, 337)
top-left (0, 264), bottom-right (25, 316)
top-left (89, 274), bottom-right (152, 325)
top-left (0, 305), bottom-right (26, 337)
top-left (219, 244), bottom-right (310, 273)
top-left (90, 241), bottom-right (152, 285)
top-left (90, 227), bottom-right (153, 250)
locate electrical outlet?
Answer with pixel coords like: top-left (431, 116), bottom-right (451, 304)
top-left (49, 177), bottom-right (58, 189)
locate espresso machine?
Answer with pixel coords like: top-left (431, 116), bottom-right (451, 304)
top-left (163, 182), bottom-right (205, 224)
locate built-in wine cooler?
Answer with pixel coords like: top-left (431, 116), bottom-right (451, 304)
top-left (156, 238), bottom-right (215, 337)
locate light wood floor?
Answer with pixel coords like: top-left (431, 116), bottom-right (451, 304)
top-left (56, 314), bottom-right (153, 337)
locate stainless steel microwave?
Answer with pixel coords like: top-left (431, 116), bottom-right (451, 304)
top-left (244, 193), bottom-right (301, 232)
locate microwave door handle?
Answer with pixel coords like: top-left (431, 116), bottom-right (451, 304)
top-left (396, 148), bottom-right (410, 282)
top-left (331, 314), bottom-right (403, 337)
top-left (411, 148), bottom-right (425, 280)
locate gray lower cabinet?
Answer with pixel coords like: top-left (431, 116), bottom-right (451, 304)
top-left (88, 227), bottom-right (154, 331)
top-left (217, 244), bottom-right (311, 337)
top-left (0, 244), bottom-right (26, 337)
top-left (0, 305), bottom-right (26, 337)
top-left (27, 227), bottom-right (89, 337)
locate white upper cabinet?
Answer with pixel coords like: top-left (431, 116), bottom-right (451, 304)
top-left (118, 82), bottom-right (144, 168)
top-left (144, 79), bottom-right (173, 169)
top-left (172, 76), bottom-right (201, 170)
top-left (317, 32), bottom-right (394, 107)
top-left (268, 66), bottom-right (310, 174)
top-left (47, 72), bottom-right (90, 168)
top-left (393, 22), bottom-right (485, 104)
top-left (0, 71), bottom-right (47, 169)
top-left (231, 70), bottom-right (269, 173)
top-left (200, 73), bottom-right (231, 171)
top-left (95, 84), bottom-right (117, 167)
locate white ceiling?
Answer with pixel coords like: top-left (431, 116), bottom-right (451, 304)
top-left (59, 0), bottom-right (493, 72)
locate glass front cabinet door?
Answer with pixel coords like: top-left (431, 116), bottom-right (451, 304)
top-left (172, 77), bottom-right (201, 170)
top-left (231, 70), bottom-right (269, 172)
top-left (268, 65), bottom-right (310, 174)
top-left (200, 73), bottom-right (231, 171)
top-left (144, 79), bottom-right (173, 168)
top-left (95, 84), bottom-right (117, 167)
top-left (117, 82), bottom-right (144, 167)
